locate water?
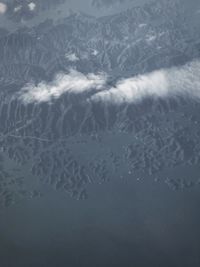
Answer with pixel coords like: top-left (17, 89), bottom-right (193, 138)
top-left (1, 174), bottom-right (200, 267)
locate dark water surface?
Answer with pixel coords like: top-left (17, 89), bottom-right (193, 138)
top-left (1, 175), bottom-right (200, 267)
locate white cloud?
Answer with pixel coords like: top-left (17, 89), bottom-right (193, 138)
top-left (90, 60), bottom-right (200, 104)
top-left (91, 69), bottom-right (168, 104)
top-left (28, 2), bottom-right (36, 11)
top-left (17, 70), bottom-right (107, 104)
top-left (17, 60), bottom-right (200, 105)
top-left (0, 2), bottom-right (7, 14)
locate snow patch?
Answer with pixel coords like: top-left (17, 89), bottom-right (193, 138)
top-left (28, 2), bottom-right (36, 11)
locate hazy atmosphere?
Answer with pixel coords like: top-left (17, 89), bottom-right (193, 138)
top-left (0, 0), bottom-right (200, 266)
